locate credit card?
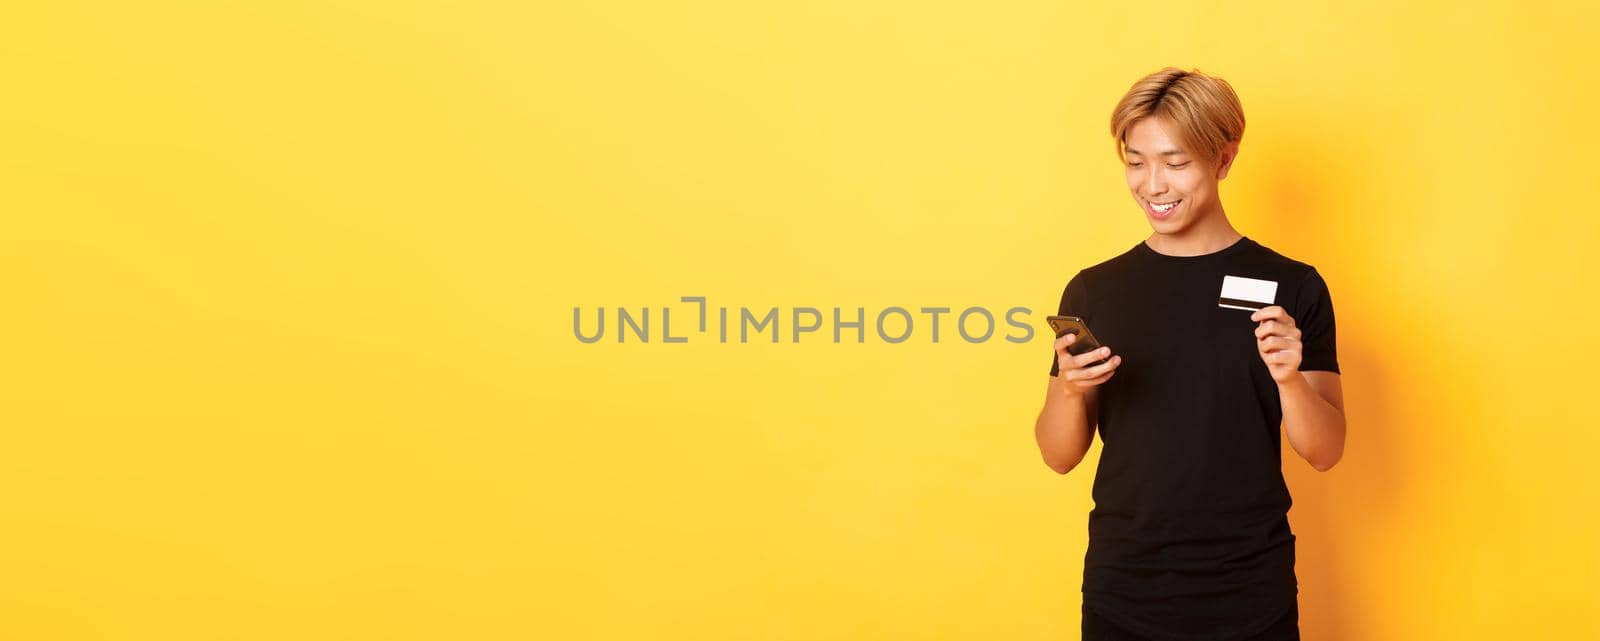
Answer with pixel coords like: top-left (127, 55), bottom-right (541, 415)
top-left (1218, 275), bottom-right (1278, 311)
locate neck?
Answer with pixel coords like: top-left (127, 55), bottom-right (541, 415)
top-left (1144, 207), bottom-right (1243, 256)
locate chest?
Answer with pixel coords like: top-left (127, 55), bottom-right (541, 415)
top-left (1089, 269), bottom-right (1291, 381)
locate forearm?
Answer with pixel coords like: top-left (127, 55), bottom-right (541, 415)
top-left (1035, 380), bottom-right (1094, 474)
top-left (1278, 372), bottom-right (1345, 471)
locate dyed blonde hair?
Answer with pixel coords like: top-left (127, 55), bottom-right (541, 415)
top-left (1110, 67), bottom-right (1245, 165)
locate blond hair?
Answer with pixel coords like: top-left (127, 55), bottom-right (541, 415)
top-left (1110, 67), bottom-right (1245, 165)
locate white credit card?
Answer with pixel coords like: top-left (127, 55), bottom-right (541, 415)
top-left (1219, 275), bottom-right (1278, 311)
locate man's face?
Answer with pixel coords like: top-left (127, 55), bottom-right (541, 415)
top-left (1122, 116), bottom-right (1232, 233)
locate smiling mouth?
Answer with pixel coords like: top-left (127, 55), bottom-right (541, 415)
top-left (1150, 199), bottom-right (1181, 214)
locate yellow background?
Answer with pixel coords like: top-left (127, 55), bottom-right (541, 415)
top-left (4, 2), bottom-right (1598, 639)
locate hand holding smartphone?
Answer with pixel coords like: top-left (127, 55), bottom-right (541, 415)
top-left (1046, 315), bottom-right (1103, 356)
top-left (1046, 315), bottom-right (1119, 391)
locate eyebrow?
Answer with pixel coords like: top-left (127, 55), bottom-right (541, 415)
top-left (1124, 147), bottom-right (1188, 157)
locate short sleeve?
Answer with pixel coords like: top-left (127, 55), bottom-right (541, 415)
top-left (1295, 268), bottom-right (1340, 374)
top-left (1048, 270), bottom-right (1091, 377)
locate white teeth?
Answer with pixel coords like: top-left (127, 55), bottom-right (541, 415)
top-left (1152, 200), bottom-right (1179, 213)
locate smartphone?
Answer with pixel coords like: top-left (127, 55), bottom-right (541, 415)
top-left (1046, 315), bottom-right (1105, 357)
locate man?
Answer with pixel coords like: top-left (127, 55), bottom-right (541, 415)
top-left (1034, 67), bottom-right (1346, 641)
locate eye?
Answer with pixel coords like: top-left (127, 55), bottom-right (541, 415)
top-left (1127, 162), bottom-right (1143, 168)
top-left (1167, 162), bottom-right (1190, 169)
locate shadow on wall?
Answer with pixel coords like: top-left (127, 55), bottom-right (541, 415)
top-left (1280, 339), bottom-right (1404, 641)
top-left (1250, 122), bottom-right (1412, 641)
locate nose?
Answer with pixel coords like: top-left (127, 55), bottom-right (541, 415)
top-left (1145, 166), bottom-right (1167, 196)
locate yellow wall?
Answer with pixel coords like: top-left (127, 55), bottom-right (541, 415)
top-left (4, 2), bottom-right (1598, 639)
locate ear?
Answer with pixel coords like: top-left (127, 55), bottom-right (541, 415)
top-left (1214, 141), bottom-right (1240, 180)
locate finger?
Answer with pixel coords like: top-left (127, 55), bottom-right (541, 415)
top-left (1079, 354), bottom-right (1121, 378)
top-left (1074, 346), bottom-right (1113, 368)
top-left (1054, 332), bottom-right (1076, 354)
top-left (1263, 350), bottom-right (1300, 365)
top-left (1249, 305), bottom-right (1287, 323)
top-left (1056, 329), bottom-right (1081, 350)
top-left (1268, 351), bottom-right (1299, 366)
top-left (1078, 368), bottom-right (1116, 386)
top-left (1255, 320), bottom-right (1292, 340)
top-left (1073, 346), bottom-right (1109, 367)
top-left (1253, 306), bottom-right (1296, 328)
top-left (1258, 336), bottom-right (1300, 353)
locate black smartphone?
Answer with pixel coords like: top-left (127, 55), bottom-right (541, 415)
top-left (1046, 315), bottom-right (1104, 357)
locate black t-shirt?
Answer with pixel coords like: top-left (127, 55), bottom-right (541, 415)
top-left (1048, 235), bottom-right (1339, 641)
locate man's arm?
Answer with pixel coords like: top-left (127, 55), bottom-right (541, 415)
top-left (1036, 333), bottom-right (1119, 474)
top-left (1035, 380), bottom-right (1099, 474)
top-left (1280, 370), bottom-right (1345, 471)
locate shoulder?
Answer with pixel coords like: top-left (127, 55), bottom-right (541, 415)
top-left (1072, 242), bottom-right (1144, 285)
top-left (1242, 240), bottom-right (1337, 320)
top-left (1054, 244), bottom-right (1138, 310)
top-left (1243, 238), bottom-right (1322, 282)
